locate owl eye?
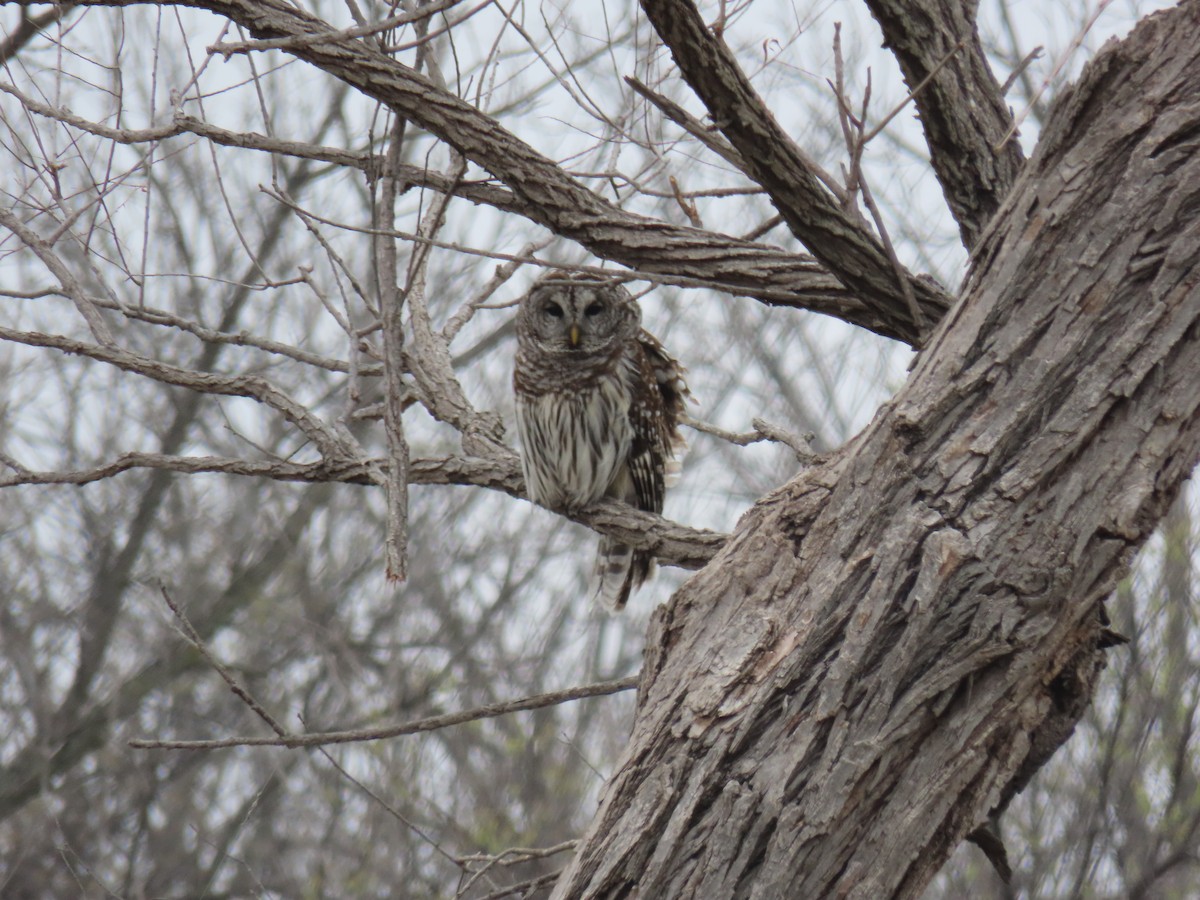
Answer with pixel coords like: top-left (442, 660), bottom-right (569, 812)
top-left (543, 302), bottom-right (564, 318)
top-left (584, 302), bottom-right (604, 317)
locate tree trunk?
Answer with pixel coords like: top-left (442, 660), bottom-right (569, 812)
top-left (553, 5), bottom-right (1200, 897)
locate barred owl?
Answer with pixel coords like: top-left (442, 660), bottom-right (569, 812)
top-left (513, 271), bottom-right (689, 611)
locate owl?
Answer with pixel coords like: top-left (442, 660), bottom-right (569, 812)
top-left (513, 271), bottom-right (689, 611)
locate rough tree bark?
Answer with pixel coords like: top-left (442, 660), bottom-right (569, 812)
top-left (553, 5), bottom-right (1200, 897)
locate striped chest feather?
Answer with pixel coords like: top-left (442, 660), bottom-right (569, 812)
top-left (516, 376), bottom-right (634, 511)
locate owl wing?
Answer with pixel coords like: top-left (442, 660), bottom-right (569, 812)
top-left (620, 330), bottom-right (690, 515)
top-left (634, 330), bottom-right (691, 506)
top-left (592, 330), bottom-right (691, 612)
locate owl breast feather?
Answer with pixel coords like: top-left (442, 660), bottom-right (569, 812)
top-left (516, 378), bottom-right (634, 512)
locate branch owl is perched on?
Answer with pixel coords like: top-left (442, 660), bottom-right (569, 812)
top-left (513, 271), bottom-right (689, 611)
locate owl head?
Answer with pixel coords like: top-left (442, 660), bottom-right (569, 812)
top-left (517, 272), bottom-right (641, 355)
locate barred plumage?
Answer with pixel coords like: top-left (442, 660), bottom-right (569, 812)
top-left (513, 271), bottom-right (689, 611)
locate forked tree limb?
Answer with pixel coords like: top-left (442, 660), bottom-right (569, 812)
top-left (864, 0), bottom-right (1026, 250)
top-left (4, 1), bottom-right (1196, 896)
top-left (0, 3), bottom-right (76, 64)
top-left (639, 0), bottom-right (952, 340)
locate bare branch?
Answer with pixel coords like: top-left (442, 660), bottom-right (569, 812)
top-left (376, 116), bottom-right (412, 582)
top-left (639, 0), bottom-right (951, 344)
top-left (998, 46), bottom-right (1044, 98)
top-left (441, 237), bottom-right (552, 343)
top-left (158, 586), bottom-right (289, 737)
top-left (0, 3), bottom-right (77, 65)
top-left (2, 284), bottom-right (374, 374)
top-left (624, 75), bottom-right (748, 174)
top-left (0, 208), bottom-right (114, 344)
top-left (0, 451), bottom-right (726, 568)
top-left (457, 840), bottom-right (577, 866)
top-left (0, 452), bottom-right (383, 488)
top-left (129, 675), bottom-right (640, 750)
top-left (257, 186), bottom-right (896, 340)
top-left (683, 414), bottom-right (817, 462)
top-left (456, 842), bottom-right (576, 898)
top-left (0, 323), bottom-right (357, 462)
top-left (36, 0), bottom-right (930, 343)
top-left (476, 871), bottom-right (563, 900)
top-left (206, 0), bottom-right (468, 55)
top-left (994, 0), bottom-right (1118, 151)
top-left (863, 0), bottom-right (1025, 249)
top-left (0, 79), bottom-right (523, 214)
top-left (861, 39), bottom-right (966, 146)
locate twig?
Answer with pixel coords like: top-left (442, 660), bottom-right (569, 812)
top-left (827, 28), bottom-right (926, 336)
top-left (750, 417), bottom-right (817, 462)
top-left (260, 188), bottom-right (838, 304)
top-left (312, 740), bottom-right (474, 883)
top-left (576, 173), bottom-right (760, 201)
top-left (858, 174), bottom-right (926, 335)
top-left (0, 79), bottom-right (523, 215)
top-left (207, 0), bottom-right (467, 56)
top-left (683, 415), bottom-right (816, 462)
top-left (740, 215), bottom-right (783, 242)
top-left (624, 75), bottom-right (745, 171)
top-left (384, 0), bottom-right (495, 54)
top-left (456, 841), bottom-right (576, 897)
top-left (158, 586), bottom-right (288, 737)
top-left (0, 208), bottom-right (114, 345)
top-left (441, 237), bottom-right (553, 343)
top-left (376, 116), bottom-right (412, 582)
top-left (129, 675), bottom-right (640, 750)
top-left (474, 870), bottom-right (563, 900)
top-left (830, 23), bottom-right (861, 208)
top-left (999, 46), bottom-right (1043, 98)
top-left (401, 155), bottom-right (506, 458)
top-left (995, 0), bottom-right (1117, 150)
top-left (3, 283), bottom-right (370, 374)
top-left (0, 4), bottom-right (78, 65)
top-left (861, 40), bottom-right (967, 144)
top-left (457, 840), bottom-right (577, 866)
top-left (0, 323), bottom-right (356, 462)
top-left (669, 175), bottom-right (703, 228)
top-left (286, 200), bottom-right (377, 315)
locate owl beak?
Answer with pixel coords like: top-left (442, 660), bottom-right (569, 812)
top-left (568, 324), bottom-right (581, 348)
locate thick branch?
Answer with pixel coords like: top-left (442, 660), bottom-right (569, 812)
top-left (639, 0), bottom-right (952, 340)
top-left (26, 0), bottom-right (925, 343)
top-left (555, 4), bottom-right (1200, 896)
top-left (864, 0), bottom-right (1025, 249)
top-left (0, 451), bottom-right (727, 569)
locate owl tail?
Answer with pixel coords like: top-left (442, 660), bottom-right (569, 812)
top-left (592, 540), bottom-right (654, 612)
